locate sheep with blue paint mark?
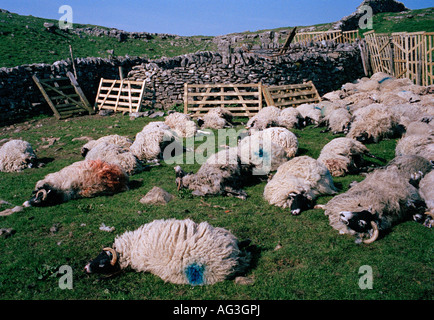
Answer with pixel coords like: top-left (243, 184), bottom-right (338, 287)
top-left (84, 218), bottom-right (251, 285)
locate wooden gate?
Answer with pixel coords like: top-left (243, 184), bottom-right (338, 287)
top-left (32, 72), bottom-right (93, 120)
top-left (262, 81), bottom-right (321, 108)
top-left (95, 79), bottom-right (146, 113)
top-left (184, 83), bottom-right (263, 118)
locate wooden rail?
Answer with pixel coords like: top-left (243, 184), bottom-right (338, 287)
top-left (293, 30), bottom-right (360, 45)
top-left (95, 79), bottom-right (146, 113)
top-left (263, 81), bottom-right (321, 108)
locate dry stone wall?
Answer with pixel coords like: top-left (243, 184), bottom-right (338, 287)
top-left (0, 41), bottom-right (364, 126)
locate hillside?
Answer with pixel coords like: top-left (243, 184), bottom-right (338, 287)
top-left (0, 6), bottom-right (433, 68)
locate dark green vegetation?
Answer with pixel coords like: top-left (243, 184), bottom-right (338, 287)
top-left (0, 114), bottom-right (432, 300)
top-left (1, 7), bottom-right (433, 68)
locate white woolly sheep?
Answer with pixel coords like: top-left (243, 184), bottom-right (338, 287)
top-left (81, 134), bottom-right (133, 157)
top-left (84, 218), bottom-right (252, 285)
top-left (417, 171), bottom-right (434, 228)
top-left (237, 131), bottom-right (289, 175)
top-left (295, 103), bottom-right (322, 126)
top-left (0, 140), bottom-right (37, 173)
top-left (321, 108), bottom-right (352, 134)
top-left (318, 137), bottom-right (380, 177)
top-left (246, 106), bottom-right (281, 130)
top-left (254, 127), bottom-right (298, 158)
top-left (175, 148), bottom-right (250, 199)
top-left (347, 103), bottom-right (402, 143)
top-left (385, 155), bottom-right (433, 187)
top-left (24, 159), bottom-right (129, 207)
top-left (85, 142), bottom-right (143, 175)
top-left (277, 107), bottom-right (303, 129)
top-left (130, 121), bottom-right (181, 161)
top-left (199, 107), bottom-right (234, 129)
top-left (321, 166), bottom-right (426, 244)
top-left (165, 112), bottom-right (198, 138)
top-left (395, 133), bottom-right (434, 161)
top-left (264, 156), bottom-right (337, 215)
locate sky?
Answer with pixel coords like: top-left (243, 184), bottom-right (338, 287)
top-left (1, 0), bottom-right (432, 36)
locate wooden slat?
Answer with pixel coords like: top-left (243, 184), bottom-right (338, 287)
top-left (32, 75), bottom-right (61, 119)
top-left (95, 78), bottom-right (146, 112)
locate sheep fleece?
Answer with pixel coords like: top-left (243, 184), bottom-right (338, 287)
top-left (113, 219), bottom-right (249, 285)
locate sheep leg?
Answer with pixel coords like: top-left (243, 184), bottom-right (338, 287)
top-left (223, 186), bottom-right (247, 200)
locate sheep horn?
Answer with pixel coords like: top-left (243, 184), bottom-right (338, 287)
top-left (36, 189), bottom-right (48, 201)
top-left (363, 221), bottom-right (379, 244)
top-left (103, 247), bottom-right (118, 266)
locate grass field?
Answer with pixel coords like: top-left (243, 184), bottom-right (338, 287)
top-left (0, 113), bottom-right (432, 300)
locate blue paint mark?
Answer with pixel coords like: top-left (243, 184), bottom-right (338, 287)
top-left (378, 77), bottom-right (392, 84)
top-left (185, 263), bottom-right (205, 285)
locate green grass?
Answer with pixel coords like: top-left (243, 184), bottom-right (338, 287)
top-left (0, 113), bottom-right (432, 300)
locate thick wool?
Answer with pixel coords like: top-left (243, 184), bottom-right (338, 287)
top-left (252, 127), bottom-right (298, 158)
top-left (201, 107), bottom-right (234, 129)
top-left (264, 156), bottom-right (337, 209)
top-left (296, 104), bottom-right (322, 125)
top-left (419, 171), bottom-right (434, 214)
top-left (323, 167), bottom-right (423, 236)
top-left (34, 159), bottom-right (129, 201)
top-left (237, 133), bottom-right (289, 174)
top-left (179, 148), bottom-right (248, 198)
top-left (112, 219), bottom-right (251, 285)
top-left (165, 112), bottom-right (198, 138)
top-left (246, 106), bottom-right (281, 130)
top-left (277, 107), bottom-right (303, 129)
top-left (323, 108), bottom-right (352, 134)
top-left (395, 133), bottom-right (434, 161)
top-left (0, 140), bottom-right (36, 172)
top-left (85, 142), bottom-right (143, 175)
top-left (347, 103), bottom-right (401, 143)
top-left (318, 137), bottom-right (371, 177)
top-left (81, 135), bottom-right (133, 156)
top-left (385, 155), bottom-right (433, 185)
top-left (130, 121), bottom-right (179, 161)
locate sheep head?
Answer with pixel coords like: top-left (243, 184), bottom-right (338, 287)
top-left (286, 191), bottom-right (313, 215)
top-left (84, 247), bottom-right (120, 275)
top-left (26, 185), bottom-right (63, 207)
top-left (339, 210), bottom-right (379, 244)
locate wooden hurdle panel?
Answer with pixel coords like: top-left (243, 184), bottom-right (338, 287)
top-left (184, 83), bottom-right (263, 118)
top-left (262, 81), bottom-right (321, 108)
top-left (95, 78), bottom-right (146, 113)
top-left (32, 72), bottom-right (93, 120)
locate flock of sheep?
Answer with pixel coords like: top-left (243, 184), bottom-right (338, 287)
top-left (0, 71), bottom-right (433, 285)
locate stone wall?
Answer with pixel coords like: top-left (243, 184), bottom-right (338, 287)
top-left (0, 41), bottom-right (365, 126)
top-left (127, 41), bottom-right (365, 109)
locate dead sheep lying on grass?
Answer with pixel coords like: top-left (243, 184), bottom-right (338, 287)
top-left (175, 148), bottom-right (251, 199)
top-left (416, 171), bottom-right (434, 228)
top-left (24, 160), bottom-right (129, 207)
top-left (395, 132), bottom-right (434, 162)
top-left (198, 107), bottom-right (235, 129)
top-left (84, 218), bottom-right (252, 285)
top-left (130, 121), bottom-right (181, 161)
top-left (81, 134), bottom-right (132, 157)
top-left (246, 106), bottom-right (281, 130)
top-left (317, 137), bottom-right (381, 177)
top-left (165, 112), bottom-right (198, 138)
top-left (264, 156), bottom-right (337, 215)
top-left (385, 155), bottom-right (433, 187)
top-left (0, 139), bottom-right (37, 172)
top-left (320, 166), bottom-right (426, 244)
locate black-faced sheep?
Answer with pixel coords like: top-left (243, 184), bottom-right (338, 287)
top-left (264, 156), bottom-right (337, 215)
top-left (321, 167), bottom-right (426, 244)
top-left (317, 137), bottom-right (379, 177)
top-left (0, 140), bottom-right (37, 172)
top-left (175, 148), bottom-right (250, 199)
top-left (295, 103), bottom-right (322, 126)
top-left (84, 218), bottom-right (252, 285)
top-left (277, 107), bottom-right (304, 129)
top-left (24, 160), bottom-right (129, 207)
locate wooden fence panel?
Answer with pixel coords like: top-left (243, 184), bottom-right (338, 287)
top-left (95, 79), bottom-right (146, 113)
top-left (184, 83), bottom-right (263, 118)
top-left (262, 81), bottom-right (321, 108)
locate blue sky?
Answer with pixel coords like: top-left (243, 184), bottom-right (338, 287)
top-left (1, 0), bottom-right (432, 36)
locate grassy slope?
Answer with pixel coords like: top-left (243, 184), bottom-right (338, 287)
top-left (0, 11), bottom-right (215, 68)
top-left (0, 114), bottom-right (432, 300)
top-left (1, 7), bottom-right (433, 68)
